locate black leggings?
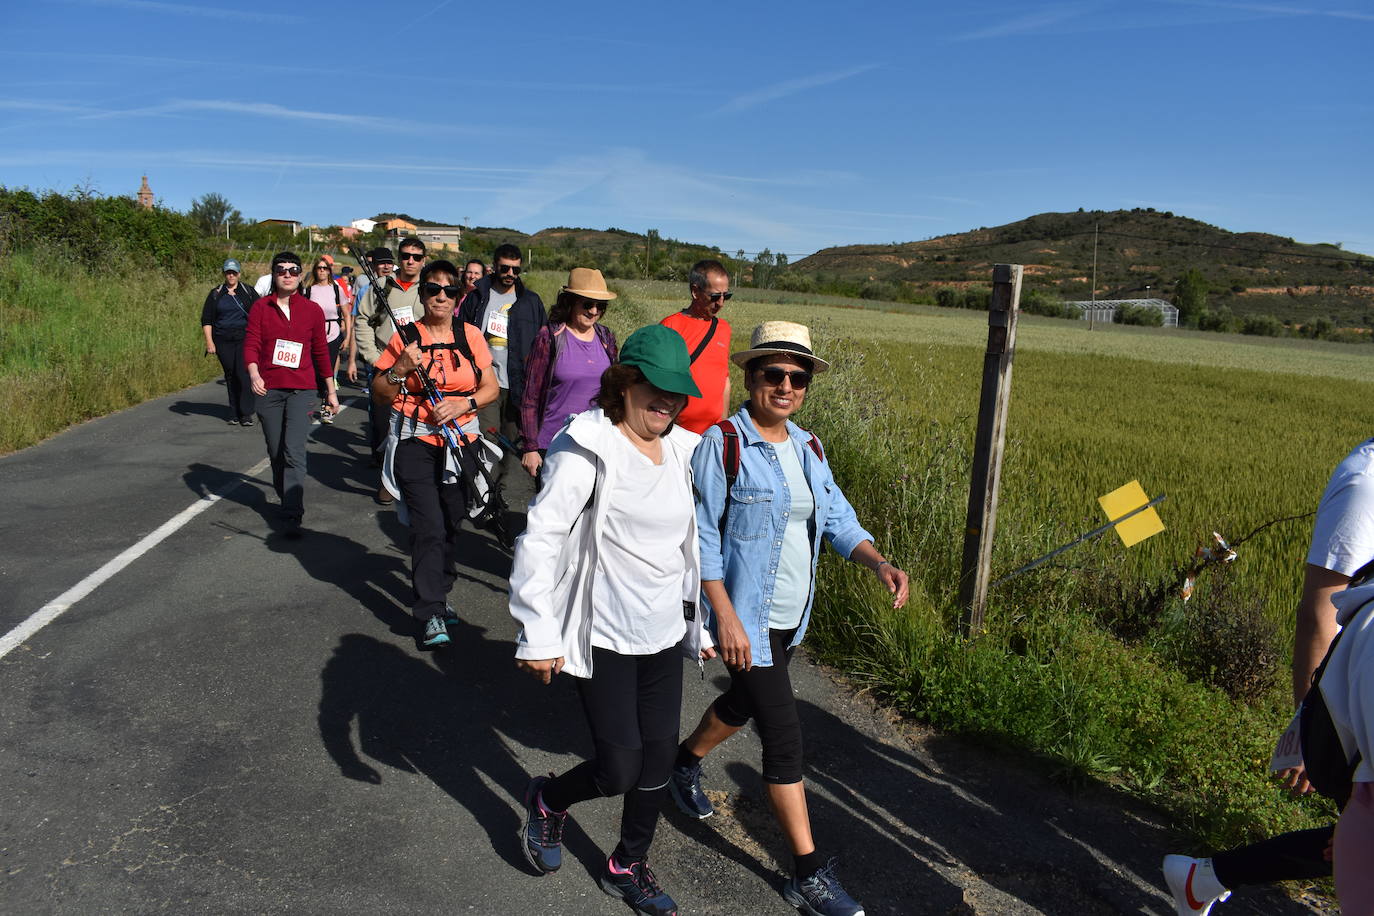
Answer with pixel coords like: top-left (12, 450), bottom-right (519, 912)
top-left (714, 627), bottom-right (804, 785)
top-left (540, 645), bottom-right (683, 861)
top-left (317, 335), bottom-right (342, 398)
top-left (1211, 825), bottom-right (1334, 888)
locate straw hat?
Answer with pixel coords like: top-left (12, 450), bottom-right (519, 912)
top-left (561, 267), bottom-right (617, 301)
top-left (730, 321), bottom-right (830, 372)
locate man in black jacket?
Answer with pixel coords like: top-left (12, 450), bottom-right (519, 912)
top-left (459, 243), bottom-right (545, 479)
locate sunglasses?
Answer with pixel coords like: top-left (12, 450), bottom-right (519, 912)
top-left (758, 366), bottom-right (812, 389)
top-left (708, 291), bottom-right (733, 303)
top-left (420, 281), bottom-right (462, 299)
top-left (495, 264), bottom-right (522, 275)
top-left (576, 298), bottom-right (607, 312)
top-left (399, 251), bottom-right (426, 262)
top-left (273, 265), bottom-right (303, 276)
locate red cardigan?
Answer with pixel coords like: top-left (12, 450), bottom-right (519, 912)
top-left (243, 293), bottom-right (332, 390)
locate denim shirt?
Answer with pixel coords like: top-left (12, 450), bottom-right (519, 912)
top-left (691, 407), bottom-right (873, 667)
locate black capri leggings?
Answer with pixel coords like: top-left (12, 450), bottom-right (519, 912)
top-left (539, 644), bottom-right (683, 861)
top-left (714, 627), bottom-right (804, 785)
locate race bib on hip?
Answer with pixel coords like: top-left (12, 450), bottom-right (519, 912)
top-left (391, 306), bottom-right (414, 326)
top-left (485, 309), bottom-right (509, 339)
top-left (272, 339), bottom-right (303, 369)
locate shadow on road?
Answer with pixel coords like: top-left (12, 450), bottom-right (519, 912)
top-left (169, 398), bottom-right (232, 421)
top-left (317, 627), bottom-right (611, 878)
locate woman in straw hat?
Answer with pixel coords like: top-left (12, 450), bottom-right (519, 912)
top-left (518, 268), bottom-right (620, 484)
top-left (511, 324), bottom-right (716, 916)
top-left (671, 321), bottom-right (909, 916)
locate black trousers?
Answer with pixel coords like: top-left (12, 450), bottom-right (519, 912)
top-left (540, 645), bottom-right (683, 861)
top-left (213, 331), bottom-right (255, 420)
top-left (394, 438), bottom-right (469, 620)
top-left (1211, 825), bottom-right (1334, 887)
top-left (714, 627), bottom-right (804, 785)
top-left (367, 365), bottom-right (389, 454)
top-left (316, 336), bottom-right (343, 399)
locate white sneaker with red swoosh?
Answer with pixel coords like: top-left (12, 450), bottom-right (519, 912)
top-left (1163, 855), bottom-right (1232, 915)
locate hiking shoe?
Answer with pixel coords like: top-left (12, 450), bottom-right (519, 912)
top-left (1163, 854), bottom-right (1231, 915)
top-left (668, 760), bottom-right (713, 819)
top-left (520, 775), bottom-right (566, 875)
top-left (421, 615), bottom-right (449, 648)
top-left (599, 856), bottom-right (677, 915)
top-left (239, 416), bottom-right (255, 427)
top-left (783, 860), bottom-right (864, 916)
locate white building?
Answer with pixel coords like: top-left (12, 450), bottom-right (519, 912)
top-left (351, 218), bottom-right (377, 233)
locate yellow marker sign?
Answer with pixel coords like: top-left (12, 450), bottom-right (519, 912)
top-left (1097, 480), bottom-right (1165, 548)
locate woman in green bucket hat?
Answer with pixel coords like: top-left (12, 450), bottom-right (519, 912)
top-left (510, 324), bottom-right (716, 916)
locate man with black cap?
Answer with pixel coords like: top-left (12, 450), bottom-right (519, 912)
top-left (458, 243), bottom-right (545, 480)
top-left (356, 240), bottom-right (426, 497)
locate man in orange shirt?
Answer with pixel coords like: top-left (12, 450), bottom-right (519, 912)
top-left (660, 259), bottom-right (732, 434)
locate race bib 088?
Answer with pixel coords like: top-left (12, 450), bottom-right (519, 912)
top-left (392, 306), bottom-right (414, 326)
top-left (272, 339), bottom-right (303, 369)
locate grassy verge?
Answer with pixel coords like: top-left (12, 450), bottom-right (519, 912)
top-left (0, 248), bottom-right (220, 453)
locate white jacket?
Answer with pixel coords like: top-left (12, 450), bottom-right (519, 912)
top-left (509, 408), bottom-right (711, 679)
top-left (1325, 579), bottom-right (1374, 783)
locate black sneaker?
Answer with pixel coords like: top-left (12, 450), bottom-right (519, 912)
top-left (782, 859), bottom-right (864, 916)
top-left (519, 775), bottom-right (566, 875)
top-left (599, 857), bottom-right (677, 916)
top-left (668, 760), bottom-right (714, 819)
top-left (239, 416), bottom-right (255, 427)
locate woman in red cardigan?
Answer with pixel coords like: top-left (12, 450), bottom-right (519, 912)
top-left (244, 251), bottom-right (339, 537)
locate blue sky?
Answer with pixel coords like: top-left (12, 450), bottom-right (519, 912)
top-left (3, 0), bottom-right (1371, 257)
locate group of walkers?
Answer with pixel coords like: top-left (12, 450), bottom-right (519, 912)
top-left (198, 245), bottom-right (1373, 915)
top-left (198, 249), bottom-right (908, 915)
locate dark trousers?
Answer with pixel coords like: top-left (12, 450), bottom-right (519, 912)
top-left (367, 364), bottom-right (389, 454)
top-left (395, 438), bottom-right (469, 620)
top-left (213, 332), bottom-right (255, 420)
top-left (317, 336), bottom-right (343, 399)
top-left (477, 389), bottom-right (519, 481)
top-left (540, 645), bottom-right (683, 861)
top-left (714, 627), bottom-right (804, 784)
top-left (1211, 825), bottom-right (1334, 887)
top-left (257, 388), bottom-right (314, 521)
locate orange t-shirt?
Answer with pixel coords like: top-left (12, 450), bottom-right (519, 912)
top-left (374, 322), bottom-right (492, 445)
top-left (660, 310), bottom-right (732, 434)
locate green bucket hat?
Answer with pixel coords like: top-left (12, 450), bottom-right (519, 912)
top-left (618, 325), bottom-right (702, 398)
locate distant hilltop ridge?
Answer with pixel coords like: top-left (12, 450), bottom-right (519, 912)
top-left (366, 209), bottom-right (1373, 326)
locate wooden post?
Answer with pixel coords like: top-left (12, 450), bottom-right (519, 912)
top-left (957, 264), bottom-right (1023, 636)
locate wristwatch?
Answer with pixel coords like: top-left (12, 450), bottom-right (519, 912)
top-left (386, 368), bottom-right (408, 385)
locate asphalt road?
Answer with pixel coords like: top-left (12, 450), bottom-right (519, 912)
top-left (0, 379), bottom-right (1327, 915)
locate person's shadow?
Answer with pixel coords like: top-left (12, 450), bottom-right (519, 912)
top-left (688, 690), bottom-right (1321, 915)
top-left (317, 627), bottom-right (610, 877)
top-left (169, 398), bottom-right (232, 420)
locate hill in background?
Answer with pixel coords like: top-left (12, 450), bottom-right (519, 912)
top-left (792, 209), bottom-right (1374, 328)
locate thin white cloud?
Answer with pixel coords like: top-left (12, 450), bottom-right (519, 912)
top-left (1158, 0), bottom-right (1374, 21)
top-left (953, 2), bottom-right (1107, 40)
top-left (60, 0), bottom-right (302, 23)
top-left (0, 99), bottom-right (100, 115)
top-left (718, 65), bottom-right (880, 114)
top-left (85, 100), bottom-right (397, 130)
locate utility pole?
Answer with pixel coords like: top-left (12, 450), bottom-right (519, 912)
top-left (1089, 222), bottom-right (1098, 331)
top-left (957, 264), bottom-right (1023, 636)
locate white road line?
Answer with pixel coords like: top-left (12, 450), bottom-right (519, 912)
top-left (0, 396), bottom-right (362, 661)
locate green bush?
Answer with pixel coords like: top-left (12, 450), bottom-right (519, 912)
top-left (1117, 303), bottom-right (1165, 327)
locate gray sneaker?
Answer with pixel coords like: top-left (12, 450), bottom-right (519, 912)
top-left (782, 860), bottom-right (864, 916)
top-left (668, 761), bottom-right (714, 819)
top-left (520, 775), bottom-right (566, 875)
top-left (421, 615), bottom-right (449, 647)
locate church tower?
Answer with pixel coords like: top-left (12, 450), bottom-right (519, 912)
top-left (136, 175), bottom-right (154, 209)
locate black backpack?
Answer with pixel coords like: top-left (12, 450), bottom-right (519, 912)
top-left (1298, 558), bottom-right (1374, 805)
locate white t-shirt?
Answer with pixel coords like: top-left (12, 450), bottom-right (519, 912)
top-left (591, 431), bottom-right (691, 655)
top-left (769, 440), bottom-right (816, 629)
top-left (1307, 438), bottom-right (1374, 577)
top-left (482, 288), bottom-right (517, 388)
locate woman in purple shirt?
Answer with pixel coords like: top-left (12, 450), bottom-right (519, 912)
top-left (519, 268), bottom-right (619, 482)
